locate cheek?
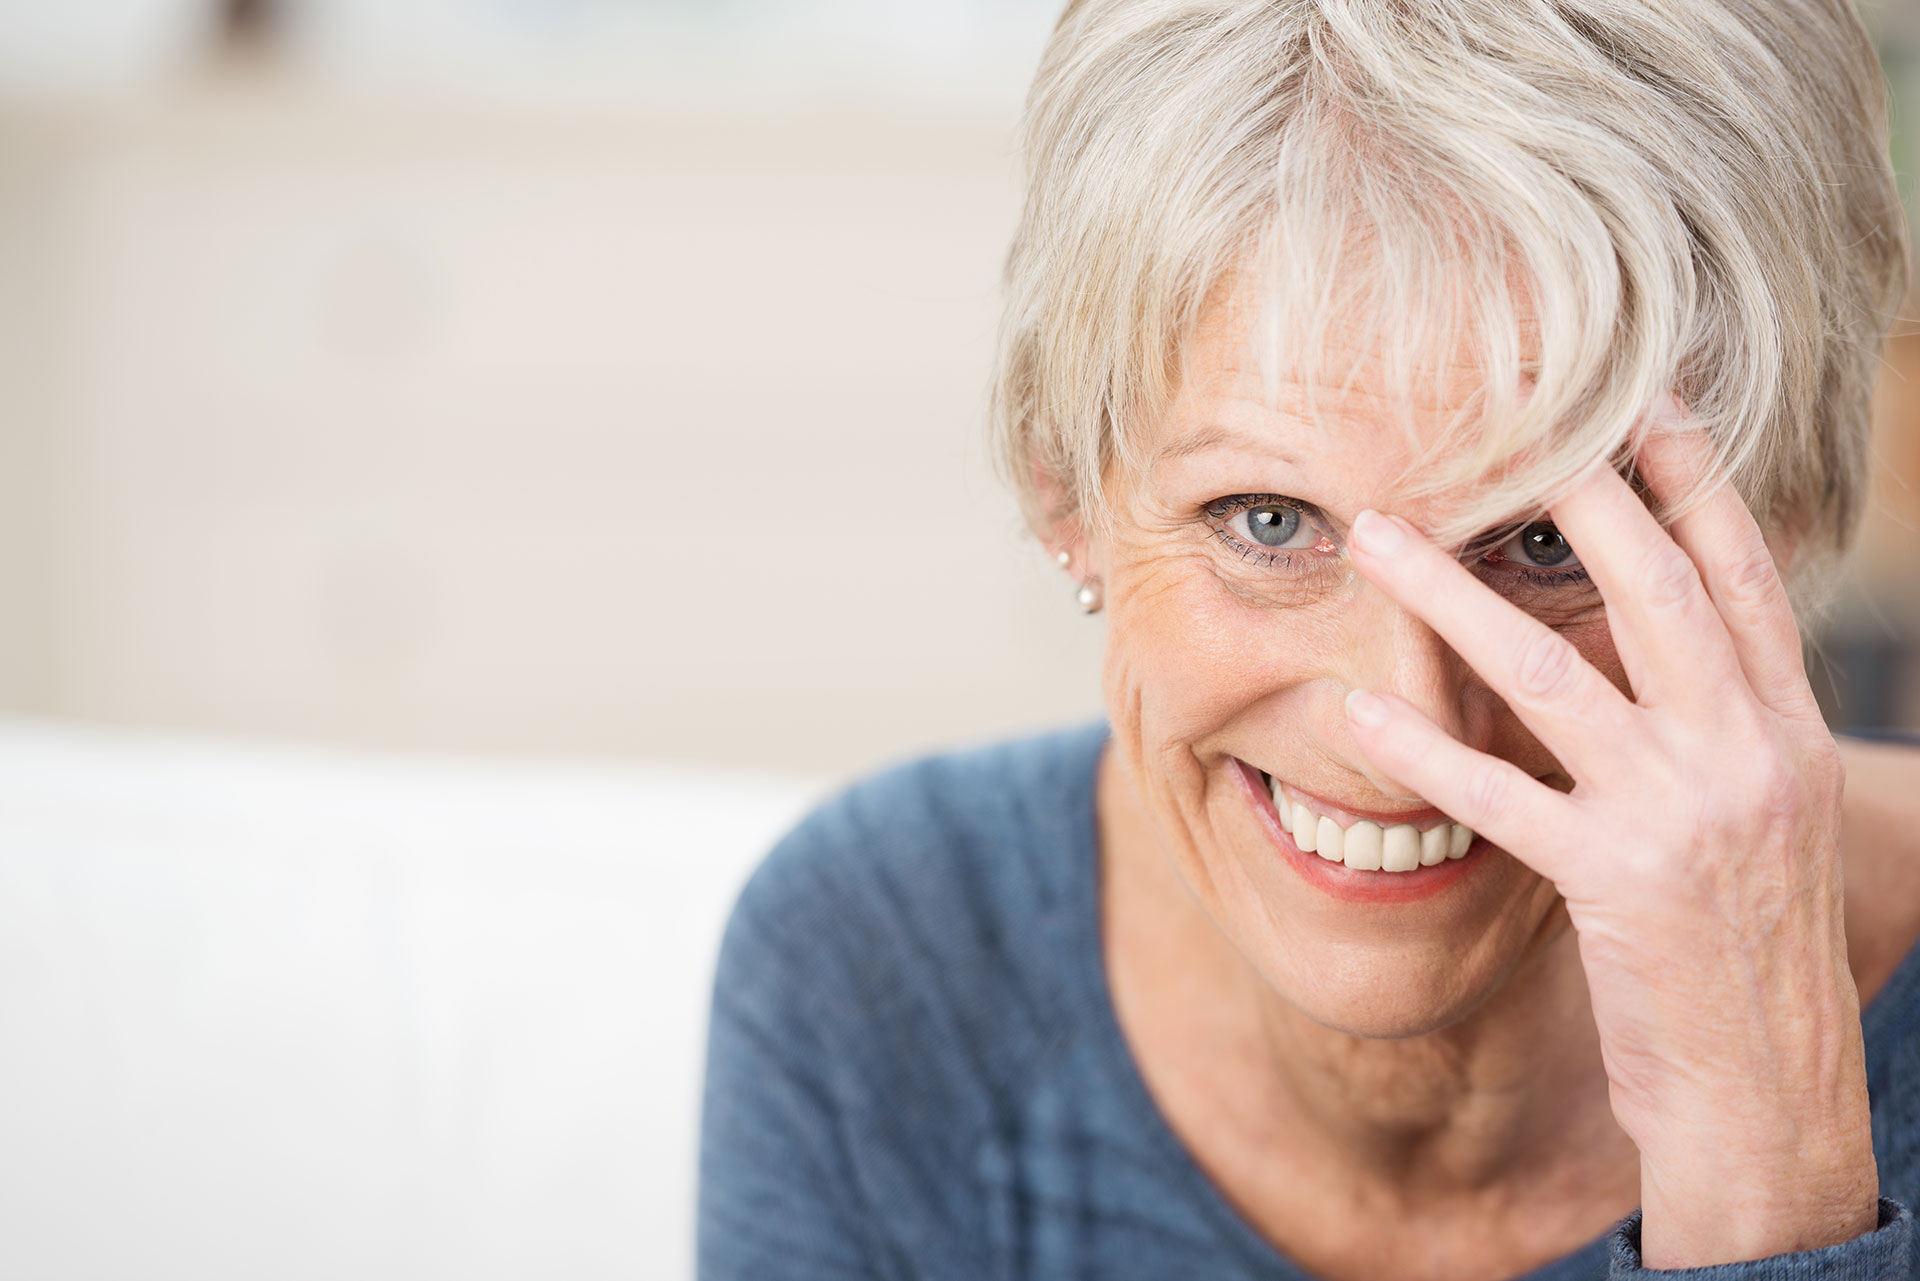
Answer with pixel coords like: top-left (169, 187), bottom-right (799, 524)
top-left (1099, 547), bottom-right (1343, 745)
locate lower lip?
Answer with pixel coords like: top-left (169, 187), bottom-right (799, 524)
top-left (1234, 761), bottom-right (1486, 904)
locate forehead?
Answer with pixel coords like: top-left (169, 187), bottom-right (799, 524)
top-left (1145, 267), bottom-right (1538, 524)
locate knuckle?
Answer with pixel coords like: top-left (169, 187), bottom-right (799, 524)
top-left (1466, 762), bottom-right (1512, 826)
top-left (1811, 746), bottom-right (1847, 819)
top-left (1720, 542), bottom-right (1785, 610)
top-left (1695, 735), bottom-right (1807, 835)
top-left (1749, 756), bottom-right (1796, 810)
top-left (1638, 540), bottom-right (1703, 610)
top-left (1513, 625), bottom-right (1580, 703)
top-left (1697, 782), bottom-right (1760, 837)
top-left (1811, 735), bottom-right (1846, 792)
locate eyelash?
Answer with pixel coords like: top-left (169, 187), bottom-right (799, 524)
top-left (1478, 546), bottom-right (1593, 588)
top-left (1202, 495), bottom-right (1595, 588)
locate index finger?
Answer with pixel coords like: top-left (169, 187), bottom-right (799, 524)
top-left (1346, 507), bottom-right (1648, 789)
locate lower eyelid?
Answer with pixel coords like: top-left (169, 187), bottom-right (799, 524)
top-left (1524, 569), bottom-right (1594, 587)
top-left (1210, 525), bottom-right (1341, 572)
top-left (1210, 527), bottom-right (1291, 565)
top-left (1502, 565), bottom-right (1596, 590)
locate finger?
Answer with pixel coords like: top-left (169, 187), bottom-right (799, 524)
top-left (1546, 455), bottom-right (1751, 716)
top-left (1347, 508), bottom-right (1646, 785)
top-left (1344, 687), bottom-right (1582, 884)
top-left (1632, 414), bottom-right (1817, 717)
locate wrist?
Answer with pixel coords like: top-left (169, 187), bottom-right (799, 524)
top-left (1637, 1145), bottom-right (1880, 1267)
top-left (1616, 1006), bottom-right (1878, 1266)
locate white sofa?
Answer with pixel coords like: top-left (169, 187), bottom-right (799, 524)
top-left (0, 717), bottom-right (822, 1280)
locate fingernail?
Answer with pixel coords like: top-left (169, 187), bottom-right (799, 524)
top-left (1350, 509), bottom-right (1403, 555)
top-left (1346, 688), bottom-right (1389, 727)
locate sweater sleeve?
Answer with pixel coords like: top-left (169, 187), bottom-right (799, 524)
top-left (695, 849), bottom-right (887, 1281)
top-left (1607, 1199), bottom-right (1913, 1279)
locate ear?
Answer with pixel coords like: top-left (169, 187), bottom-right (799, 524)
top-left (1032, 458), bottom-right (1103, 578)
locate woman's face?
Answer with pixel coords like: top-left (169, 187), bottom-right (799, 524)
top-left (1088, 280), bottom-right (1632, 1039)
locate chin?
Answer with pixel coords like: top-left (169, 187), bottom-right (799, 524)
top-left (1260, 945), bottom-right (1509, 1040)
top-left (1198, 848), bottom-right (1562, 1041)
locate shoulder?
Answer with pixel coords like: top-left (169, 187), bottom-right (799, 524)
top-left (724, 719), bottom-right (1108, 958)
top-left (1837, 731), bottom-right (1920, 1013)
top-left (710, 719), bottom-right (1110, 1089)
top-left (1834, 732), bottom-right (1920, 1210)
top-left (698, 723), bottom-right (1107, 1276)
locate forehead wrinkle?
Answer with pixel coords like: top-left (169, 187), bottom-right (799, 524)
top-left (1147, 423), bottom-right (1303, 472)
top-left (1220, 336), bottom-right (1497, 461)
top-left (1159, 302), bottom-right (1550, 531)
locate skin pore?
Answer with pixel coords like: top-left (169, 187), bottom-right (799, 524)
top-left (1070, 277), bottom-right (1920, 1281)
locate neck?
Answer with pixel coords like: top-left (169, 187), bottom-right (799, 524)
top-left (1095, 744), bottom-right (1636, 1207)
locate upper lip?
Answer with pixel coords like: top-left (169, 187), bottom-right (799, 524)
top-left (1244, 761), bottom-right (1452, 828)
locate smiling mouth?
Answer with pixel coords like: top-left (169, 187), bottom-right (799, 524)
top-left (1253, 767), bottom-right (1475, 873)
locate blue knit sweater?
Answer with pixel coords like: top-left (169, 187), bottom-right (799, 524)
top-left (698, 721), bottom-right (1920, 1279)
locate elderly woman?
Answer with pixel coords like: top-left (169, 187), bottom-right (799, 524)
top-left (699, 0), bottom-right (1920, 1276)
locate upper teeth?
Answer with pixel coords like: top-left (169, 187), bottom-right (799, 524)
top-left (1267, 776), bottom-right (1473, 873)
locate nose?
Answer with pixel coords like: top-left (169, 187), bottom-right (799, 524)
top-left (1335, 580), bottom-right (1492, 795)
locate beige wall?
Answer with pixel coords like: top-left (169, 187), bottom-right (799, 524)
top-left (3, 63), bottom-right (1916, 774)
top-left (0, 74), bottom-right (1106, 777)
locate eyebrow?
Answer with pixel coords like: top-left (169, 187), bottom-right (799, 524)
top-left (1148, 425), bottom-right (1301, 470)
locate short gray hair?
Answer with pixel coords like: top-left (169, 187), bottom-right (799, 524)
top-left (992, 0), bottom-right (1909, 607)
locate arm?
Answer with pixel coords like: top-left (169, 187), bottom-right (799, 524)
top-left (1835, 734), bottom-right (1920, 1016)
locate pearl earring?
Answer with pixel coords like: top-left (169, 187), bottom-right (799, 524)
top-left (1054, 547), bottom-right (1101, 613)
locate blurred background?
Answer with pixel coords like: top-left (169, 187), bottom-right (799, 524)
top-left (0, 2), bottom-right (1913, 1279)
top-left (0, 0), bottom-right (1915, 773)
top-left (0, 0), bottom-right (1104, 782)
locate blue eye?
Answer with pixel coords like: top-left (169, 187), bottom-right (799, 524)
top-left (1232, 504), bottom-right (1313, 549)
top-left (1500, 521), bottom-right (1581, 570)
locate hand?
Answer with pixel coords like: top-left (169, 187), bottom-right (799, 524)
top-left (1339, 400), bottom-right (1880, 1267)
